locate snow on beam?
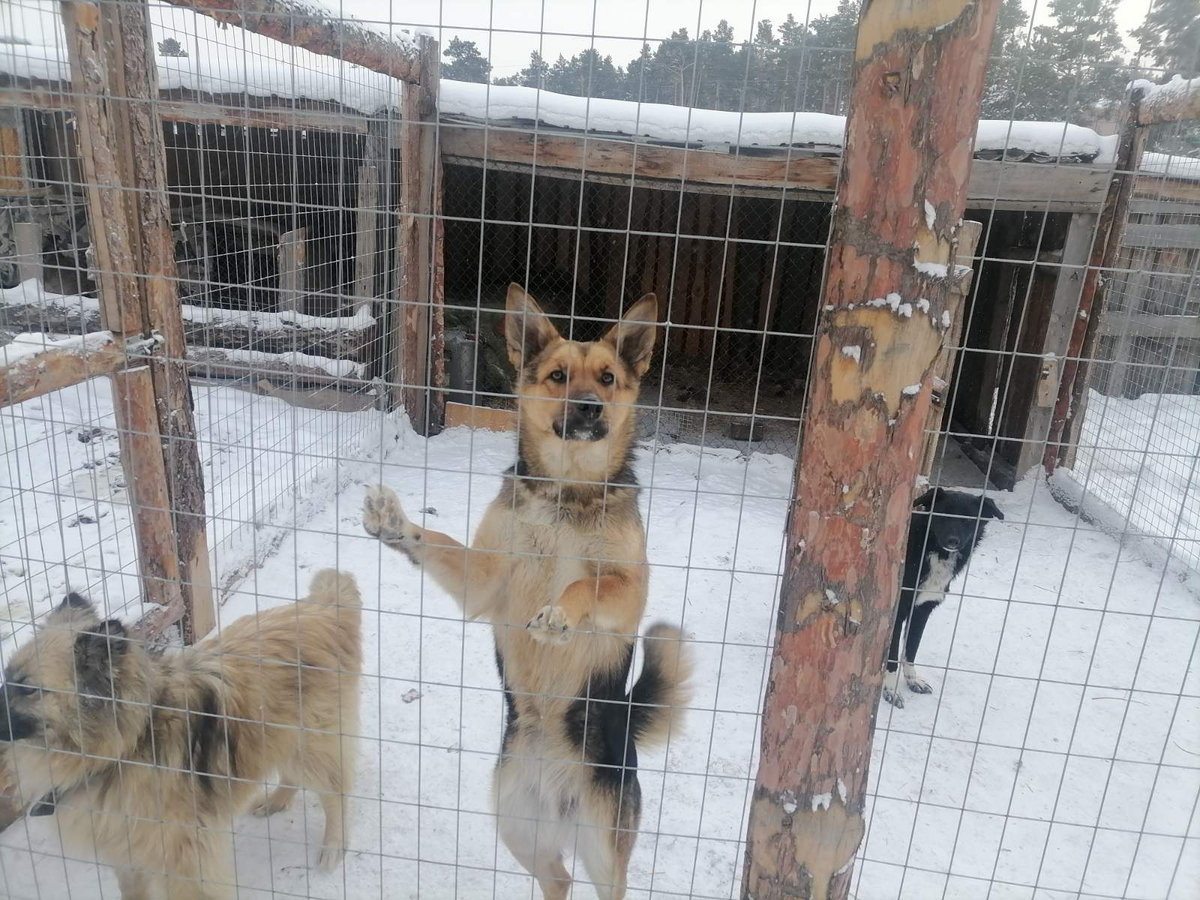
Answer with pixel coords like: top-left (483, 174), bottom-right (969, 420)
top-left (160, 0), bottom-right (425, 84)
top-left (0, 332), bottom-right (157, 407)
top-left (1135, 75), bottom-right (1200, 127)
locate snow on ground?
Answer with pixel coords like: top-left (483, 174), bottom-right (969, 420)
top-left (1067, 390), bottom-right (1200, 574)
top-left (0, 382), bottom-right (1198, 899)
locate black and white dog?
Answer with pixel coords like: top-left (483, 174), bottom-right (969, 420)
top-left (883, 488), bottom-right (1004, 708)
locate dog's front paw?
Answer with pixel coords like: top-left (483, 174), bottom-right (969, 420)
top-left (527, 605), bottom-right (571, 644)
top-left (882, 668), bottom-right (905, 708)
top-left (363, 484), bottom-right (411, 542)
top-left (906, 674), bottom-right (933, 695)
top-left (315, 845), bottom-right (344, 872)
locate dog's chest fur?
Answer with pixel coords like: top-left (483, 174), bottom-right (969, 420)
top-left (915, 551), bottom-right (959, 607)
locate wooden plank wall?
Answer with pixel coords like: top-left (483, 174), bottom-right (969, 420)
top-left (441, 164), bottom-right (828, 365)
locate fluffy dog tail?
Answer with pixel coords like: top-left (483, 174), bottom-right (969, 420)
top-left (628, 623), bottom-right (693, 748)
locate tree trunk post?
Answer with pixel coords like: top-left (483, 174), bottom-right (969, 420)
top-left (61, 0), bottom-right (214, 642)
top-left (741, 3), bottom-right (999, 899)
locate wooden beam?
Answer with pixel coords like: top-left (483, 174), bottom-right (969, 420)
top-left (440, 126), bottom-right (1116, 211)
top-left (1016, 213), bottom-right (1096, 475)
top-left (62, 0), bottom-right (214, 642)
top-left (390, 37), bottom-right (441, 430)
top-left (1047, 86), bottom-right (1149, 474)
top-left (0, 333), bottom-right (144, 407)
top-left (14, 222), bottom-right (42, 285)
top-left (919, 219), bottom-right (983, 477)
top-left (354, 163), bottom-right (380, 311)
top-left (3, 85), bottom-right (371, 134)
top-left (1097, 311), bottom-right (1200, 340)
top-left (1124, 222), bottom-right (1200, 250)
top-left (0, 294), bottom-right (377, 360)
top-left (277, 227), bottom-right (306, 313)
top-left (1136, 75), bottom-right (1200, 126)
top-left (160, 0), bottom-right (423, 84)
top-left (741, 2), bottom-right (1001, 899)
top-left (185, 346), bottom-right (370, 389)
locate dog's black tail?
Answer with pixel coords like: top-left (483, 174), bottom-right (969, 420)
top-left (627, 623), bottom-right (693, 748)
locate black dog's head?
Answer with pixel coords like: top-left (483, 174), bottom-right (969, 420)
top-left (911, 488), bottom-right (1004, 556)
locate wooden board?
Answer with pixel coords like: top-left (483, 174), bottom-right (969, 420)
top-left (441, 126), bottom-right (1119, 211)
top-left (444, 401), bottom-right (517, 432)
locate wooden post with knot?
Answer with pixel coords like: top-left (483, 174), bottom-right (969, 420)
top-left (740, 1), bottom-right (999, 898)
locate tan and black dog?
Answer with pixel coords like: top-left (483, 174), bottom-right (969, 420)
top-left (0, 570), bottom-right (361, 899)
top-left (363, 283), bottom-right (691, 900)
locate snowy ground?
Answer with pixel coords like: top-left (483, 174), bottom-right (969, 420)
top-left (0, 381), bottom-right (1197, 900)
top-left (1068, 390), bottom-right (1200, 574)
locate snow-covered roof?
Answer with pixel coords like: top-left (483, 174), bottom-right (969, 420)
top-left (2, 39), bottom-right (1197, 182)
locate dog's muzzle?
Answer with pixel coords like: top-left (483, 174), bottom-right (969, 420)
top-left (554, 394), bottom-right (608, 442)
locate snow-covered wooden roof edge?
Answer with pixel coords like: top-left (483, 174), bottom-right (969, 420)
top-left (2, 41), bottom-right (1196, 183)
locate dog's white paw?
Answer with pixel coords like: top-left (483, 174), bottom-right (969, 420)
top-left (527, 605), bottom-right (571, 644)
top-left (363, 484), bottom-right (411, 542)
top-left (882, 668), bottom-right (905, 708)
top-left (315, 845), bottom-right (344, 872)
top-left (906, 674), bottom-right (933, 694)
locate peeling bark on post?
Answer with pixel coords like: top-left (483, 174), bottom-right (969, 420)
top-left (62, 0), bottom-right (214, 642)
top-left (741, 3), bottom-right (999, 899)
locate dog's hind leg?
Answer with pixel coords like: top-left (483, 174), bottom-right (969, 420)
top-left (115, 868), bottom-right (154, 900)
top-left (576, 782), bottom-right (638, 900)
top-left (495, 761), bottom-right (573, 900)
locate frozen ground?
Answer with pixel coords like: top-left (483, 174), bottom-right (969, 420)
top-left (0, 380), bottom-right (1197, 900)
top-left (1067, 390), bottom-right (1200, 574)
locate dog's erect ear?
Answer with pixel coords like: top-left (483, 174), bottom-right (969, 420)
top-left (913, 488), bottom-right (938, 511)
top-left (981, 497), bottom-right (1005, 521)
top-left (505, 284), bottom-right (561, 370)
top-left (73, 619), bottom-right (128, 698)
top-left (60, 593), bottom-right (92, 613)
top-left (46, 591), bottom-right (97, 627)
top-left (603, 293), bottom-right (658, 377)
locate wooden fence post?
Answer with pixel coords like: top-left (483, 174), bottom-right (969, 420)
top-left (1043, 85), bottom-right (1148, 474)
top-left (740, 2), bottom-right (999, 899)
top-left (62, 0), bottom-right (214, 642)
top-left (390, 34), bottom-right (443, 432)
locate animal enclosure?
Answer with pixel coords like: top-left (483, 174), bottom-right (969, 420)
top-left (0, 1), bottom-right (1198, 899)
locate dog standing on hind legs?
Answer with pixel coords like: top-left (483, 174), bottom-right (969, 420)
top-left (0, 569), bottom-right (362, 899)
top-left (363, 283), bottom-right (692, 899)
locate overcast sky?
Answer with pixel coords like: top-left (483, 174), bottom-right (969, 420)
top-left (2, 0), bottom-right (1164, 79)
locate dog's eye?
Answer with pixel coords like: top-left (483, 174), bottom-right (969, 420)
top-left (599, 371), bottom-right (615, 386)
top-left (548, 370), bottom-right (566, 384)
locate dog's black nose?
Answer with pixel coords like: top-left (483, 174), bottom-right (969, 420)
top-left (573, 396), bottom-right (603, 422)
top-left (943, 536), bottom-right (961, 551)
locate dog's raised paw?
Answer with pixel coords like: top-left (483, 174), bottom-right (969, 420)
top-left (527, 605), bottom-right (571, 644)
top-left (315, 846), bottom-right (344, 872)
top-left (363, 484), bottom-right (409, 541)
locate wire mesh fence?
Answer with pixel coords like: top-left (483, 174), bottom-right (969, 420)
top-left (0, 1), bottom-right (1196, 899)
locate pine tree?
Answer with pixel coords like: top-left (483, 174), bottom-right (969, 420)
top-left (442, 37), bottom-right (491, 84)
top-left (1019, 0), bottom-right (1127, 122)
top-left (157, 37), bottom-right (188, 58)
top-left (777, 14), bottom-right (808, 111)
top-left (1131, 0), bottom-right (1199, 79)
top-left (980, 0), bottom-right (1031, 119)
top-left (805, 0), bottom-right (859, 114)
top-left (494, 51), bottom-right (550, 88)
